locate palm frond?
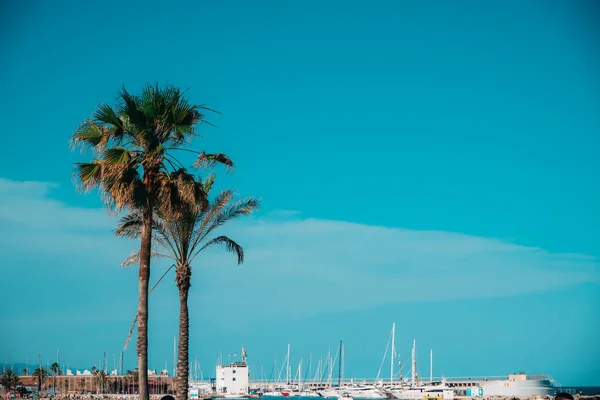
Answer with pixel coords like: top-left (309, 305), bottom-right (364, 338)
top-left (103, 147), bottom-right (133, 166)
top-left (191, 196), bottom-right (260, 257)
top-left (115, 212), bottom-right (143, 238)
top-left (71, 121), bottom-right (106, 151)
top-left (195, 236), bottom-right (244, 264)
top-left (93, 104), bottom-right (123, 136)
top-left (202, 174), bottom-right (216, 194)
top-left (188, 190), bottom-right (233, 251)
top-left (120, 249), bottom-right (170, 267)
top-left (193, 151), bottom-right (234, 170)
top-left (74, 162), bottom-right (102, 192)
top-left (208, 197), bottom-right (261, 231)
top-left (118, 85), bottom-right (147, 131)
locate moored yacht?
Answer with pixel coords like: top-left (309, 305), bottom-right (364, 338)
top-left (318, 388), bottom-right (341, 398)
top-left (390, 385), bottom-right (454, 400)
top-left (343, 385), bottom-right (387, 399)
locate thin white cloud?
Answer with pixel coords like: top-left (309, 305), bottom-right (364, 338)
top-left (1, 177), bottom-right (598, 327)
top-left (0, 178), bottom-right (127, 257)
top-left (266, 209), bottom-right (302, 218)
top-left (187, 217), bottom-right (599, 327)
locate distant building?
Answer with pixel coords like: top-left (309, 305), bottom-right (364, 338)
top-left (215, 348), bottom-right (248, 396)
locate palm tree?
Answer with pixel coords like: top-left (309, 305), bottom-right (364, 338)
top-left (124, 369), bottom-right (139, 395)
top-left (116, 179), bottom-right (259, 400)
top-left (32, 366), bottom-right (49, 394)
top-left (71, 84), bottom-right (232, 400)
top-left (1, 369), bottom-right (20, 391)
top-left (93, 369), bottom-right (108, 394)
top-left (50, 362), bottom-right (60, 393)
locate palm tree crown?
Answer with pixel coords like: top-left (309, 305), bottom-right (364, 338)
top-left (50, 362), bottom-right (60, 393)
top-left (32, 366), bottom-right (49, 393)
top-left (1, 370), bottom-right (20, 391)
top-left (71, 84), bottom-right (230, 213)
top-left (118, 179), bottom-right (259, 275)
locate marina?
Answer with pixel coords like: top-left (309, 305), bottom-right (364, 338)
top-left (2, 325), bottom-right (594, 400)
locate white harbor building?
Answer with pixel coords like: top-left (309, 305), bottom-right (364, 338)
top-left (215, 348), bottom-right (249, 396)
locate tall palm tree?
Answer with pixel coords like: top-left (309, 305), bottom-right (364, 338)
top-left (72, 84), bottom-right (232, 400)
top-left (116, 179), bottom-right (259, 400)
top-left (1, 369), bottom-right (20, 391)
top-left (50, 362), bottom-right (60, 393)
top-left (32, 366), bottom-right (49, 394)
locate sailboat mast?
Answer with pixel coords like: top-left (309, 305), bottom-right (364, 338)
top-left (299, 358), bottom-right (302, 390)
top-left (341, 341), bottom-right (344, 386)
top-left (391, 322), bottom-right (395, 385)
top-left (173, 337), bottom-right (177, 377)
top-left (430, 349), bottom-right (432, 383)
top-left (337, 340), bottom-right (342, 387)
top-left (286, 344), bottom-right (291, 384)
top-left (328, 349), bottom-right (333, 387)
top-left (411, 339), bottom-right (416, 386)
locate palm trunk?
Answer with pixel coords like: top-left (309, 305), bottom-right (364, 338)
top-left (176, 285), bottom-right (190, 400)
top-left (138, 179), bottom-right (154, 400)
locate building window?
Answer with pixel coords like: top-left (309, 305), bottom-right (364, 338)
top-left (233, 378), bottom-right (236, 381)
top-left (233, 370), bottom-right (236, 373)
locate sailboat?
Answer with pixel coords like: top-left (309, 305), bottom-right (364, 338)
top-left (389, 340), bottom-right (453, 400)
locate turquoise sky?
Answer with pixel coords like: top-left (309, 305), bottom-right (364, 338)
top-left (1, 0), bottom-right (599, 386)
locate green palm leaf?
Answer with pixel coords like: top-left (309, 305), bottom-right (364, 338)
top-left (197, 236), bottom-right (244, 264)
top-left (75, 162), bottom-right (102, 189)
top-left (93, 104), bottom-right (123, 133)
top-left (103, 147), bottom-right (133, 166)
